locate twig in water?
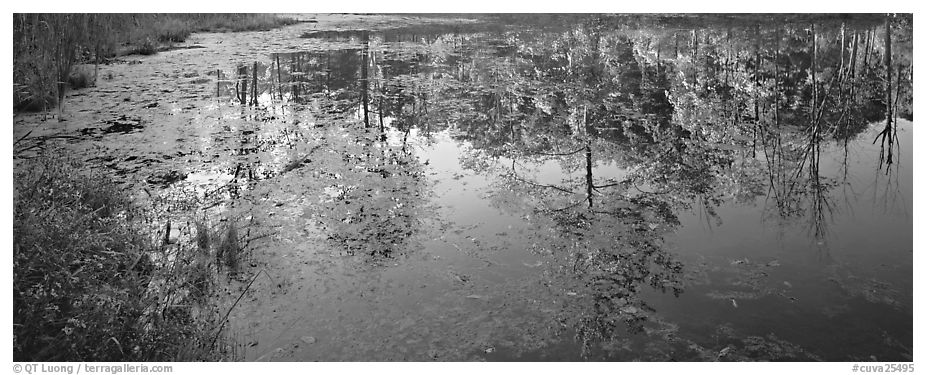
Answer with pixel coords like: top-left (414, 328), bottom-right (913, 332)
top-left (14, 130), bottom-right (33, 145)
top-left (209, 269), bottom-right (273, 349)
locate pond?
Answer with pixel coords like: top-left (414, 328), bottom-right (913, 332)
top-left (17, 14), bottom-right (913, 361)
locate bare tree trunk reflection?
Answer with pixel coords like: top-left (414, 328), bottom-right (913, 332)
top-left (237, 64), bottom-right (248, 106)
top-left (361, 31), bottom-right (370, 129)
top-left (585, 143), bottom-right (594, 209)
top-left (251, 61), bottom-right (258, 106)
top-left (752, 25), bottom-right (760, 159)
top-left (276, 55), bottom-right (283, 102)
top-left (848, 30), bottom-right (858, 81)
top-left (874, 16), bottom-right (895, 171)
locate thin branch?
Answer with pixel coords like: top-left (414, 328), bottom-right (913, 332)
top-left (593, 181), bottom-right (623, 189)
top-left (508, 160), bottom-right (575, 195)
top-left (526, 146), bottom-right (586, 157)
top-left (543, 199), bottom-right (585, 213)
top-left (14, 130), bottom-right (34, 145)
top-left (209, 269), bottom-right (272, 349)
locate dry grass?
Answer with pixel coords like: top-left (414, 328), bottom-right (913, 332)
top-left (13, 14), bottom-right (298, 112)
top-left (217, 221), bottom-right (241, 273)
top-left (67, 66), bottom-right (95, 89)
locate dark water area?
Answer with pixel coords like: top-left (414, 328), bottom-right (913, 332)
top-left (180, 14), bottom-right (913, 361)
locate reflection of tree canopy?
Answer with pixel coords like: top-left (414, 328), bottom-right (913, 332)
top-left (235, 14), bottom-right (912, 353)
top-left (463, 134), bottom-right (688, 356)
top-left (270, 15), bottom-right (911, 151)
top-left (305, 123), bottom-right (428, 258)
top-left (251, 15), bottom-right (912, 257)
top-left (240, 13), bottom-right (914, 358)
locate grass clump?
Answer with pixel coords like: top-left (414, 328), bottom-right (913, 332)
top-left (188, 13), bottom-right (299, 32)
top-left (67, 65), bottom-right (96, 89)
top-left (131, 37), bottom-right (159, 56)
top-left (13, 83), bottom-right (57, 112)
top-left (189, 220), bottom-right (216, 300)
top-left (155, 17), bottom-right (192, 43)
top-left (216, 221), bottom-right (241, 273)
top-left (13, 154), bottom-right (228, 361)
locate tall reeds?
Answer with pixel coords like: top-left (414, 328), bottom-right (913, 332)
top-left (13, 14), bottom-right (298, 113)
top-left (13, 154), bottom-right (226, 361)
top-left (217, 221), bottom-right (241, 273)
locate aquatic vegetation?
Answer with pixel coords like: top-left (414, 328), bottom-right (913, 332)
top-left (13, 13), bottom-right (298, 112)
top-left (825, 265), bottom-right (906, 310)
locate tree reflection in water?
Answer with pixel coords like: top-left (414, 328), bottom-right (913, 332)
top-left (224, 14), bottom-right (910, 359)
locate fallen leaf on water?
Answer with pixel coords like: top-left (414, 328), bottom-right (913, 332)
top-left (619, 306), bottom-right (639, 314)
top-left (718, 346), bottom-right (733, 359)
top-left (300, 336), bottom-right (317, 344)
top-left (522, 260), bottom-right (543, 268)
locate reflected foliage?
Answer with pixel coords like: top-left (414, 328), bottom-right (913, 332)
top-left (310, 125), bottom-right (429, 258)
top-left (223, 13), bottom-right (910, 359)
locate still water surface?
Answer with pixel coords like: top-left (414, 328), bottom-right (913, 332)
top-left (183, 15), bottom-right (914, 361)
